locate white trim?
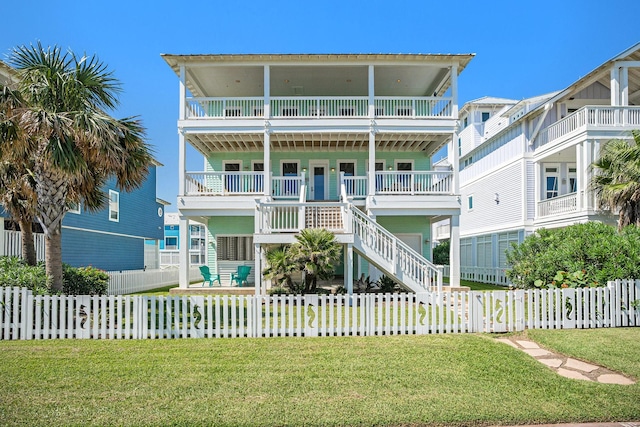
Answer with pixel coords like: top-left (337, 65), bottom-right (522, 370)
top-left (67, 203), bottom-right (81, 215)
top-left (467, 194), bottom-right (474, 212)
top-left (61, 225), bottom-right (149, 240)
top-left (223, 160), bottom-right (243, 171)
top-left (251, 159), bottom-right (264, 171)
top-left (337, 159), bottom-right (357, 176)
top-left (394, 159), bottom-right (414, 170)
top-left (280, 160), bottom-right (300, 176)
top-left (308, 159), bottom-right (330, 200)
top-left (543, 163), bottom-right (560, 200)
top-left (365, 160), bottom-right (386, 171)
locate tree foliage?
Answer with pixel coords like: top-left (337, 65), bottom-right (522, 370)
top-left (289, 228), bottom-right (342, 292)
top-left (432, 240), bottom-right (449, 265)
top-left (0, 43), bottom-right (153, 291)
top-left (506, 222), bottom-right (640, 289)
top-left (591, 130), bottom-right (640, 230)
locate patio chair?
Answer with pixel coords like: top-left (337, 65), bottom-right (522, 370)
top-left (231, 265), bottom-right (251, 287)
top-left (199, 265), bottom-right (221, 287)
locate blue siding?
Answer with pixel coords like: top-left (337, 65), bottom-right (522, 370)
top-left (62, 228), bottom-right (144, 271)
top-left (63, 165), bottom-right (163, 240)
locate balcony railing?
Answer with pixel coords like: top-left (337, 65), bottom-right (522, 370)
top-left (271, 174), bottom-right (305, 199)
top-left (184, 96), bottom-right (454, 119)
top-left (256, 202), bottom-right (350, 234)
top-left (538, 192), bottom-right (578, 217)
top-left (374, 171), bottom-right (453, 195)
top-left (185, 172), bottom-right (264, 196)
top-left (537, 105), bottom-right (640, 147)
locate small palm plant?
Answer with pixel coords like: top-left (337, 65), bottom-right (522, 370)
top-left (262, 246), bottom-right (297, 290)
top-left (288, 228), bottom-right (342, 293)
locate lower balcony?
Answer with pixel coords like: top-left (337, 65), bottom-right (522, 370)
top-left (537, 192), bottom-right (579, 217)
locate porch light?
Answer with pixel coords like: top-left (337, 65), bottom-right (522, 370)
top-left (331, 167), bottom-right (335, 172)
top-left (302, 167), bottom-right (307, 172)
top-left (388, 166), bottom-right (393, 171)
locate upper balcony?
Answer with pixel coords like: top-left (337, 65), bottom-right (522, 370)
top-left (535, 105), bottom-right (640, 152)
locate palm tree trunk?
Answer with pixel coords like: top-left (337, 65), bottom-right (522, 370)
top-left (18, 219), bottom-right (37, 266)
top-left (45, 225), bottom-right (63, 293)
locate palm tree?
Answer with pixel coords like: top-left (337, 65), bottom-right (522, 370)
top-left (262, 246), bottom-right (297, 290)
top-left (2, 43), bottom-right (153, 292)
top-left (591, 130), bottom-right (640, 230)
top-left (288, 228), bottom-right (342, 292)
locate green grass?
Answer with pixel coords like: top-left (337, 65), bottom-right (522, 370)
top-left (444, 277), bottom-right (507, 291)
top-left (1, 329), bottom-right (639, 426)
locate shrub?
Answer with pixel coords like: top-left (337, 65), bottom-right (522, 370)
top-left (432, 240), bottom-right (450, 265)
top-left (377, 275), bottom-right (398, 293)
top-left (0, 257), bottom-right (48, 294)
top-left (506, 222), bottom-right (640, 289)
top-left (62, 264), bottom-right (109, 295)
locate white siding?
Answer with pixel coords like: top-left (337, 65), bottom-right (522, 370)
top-left (460, 162), bottom-right (523, 235)
top-left (526, 160), bottom-right (535, 221)
top-left (460, 127), bottom-right (524, 182)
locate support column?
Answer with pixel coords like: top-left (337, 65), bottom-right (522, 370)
top-left (254, 243), bottom-right (262, 295)
top-left (178, 216), bottom-right (190, 289)
top-left (263, 65), bottom-right (270, 118)
top-left (592, 140), bottom-right (601, 210)
top-left (263, 130), bottom-right (271, 197)
top-left (0, 218), bottom-right (4, 257)
top-left (450, 64), bottom-right (459, 118)
top-left (611, 67), bottom-right (620, 106)
top-left (368, 130), bottom-right (376, 196)
top-left (576, 142), bottom-right (583, 211)
top-left (585, 140), bottom-right (594, 210)
top-left (178, 130), bottom-right (186, 196)
top-left (345, 243), bottom-right (354, 295)
top-left (179, 65), bottom-right (186, 121)
top-left (449, 215), bottom-right (460, 288)
top-left (534, 162), bottom-right (541, 218)
top-left (621, 66), bottom-right (629, 107)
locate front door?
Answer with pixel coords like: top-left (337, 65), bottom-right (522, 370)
top-left (309, 161), bottom-right (328, 200)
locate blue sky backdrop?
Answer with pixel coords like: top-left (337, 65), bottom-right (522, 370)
top-left (2, 0), bottom-right (639, 211)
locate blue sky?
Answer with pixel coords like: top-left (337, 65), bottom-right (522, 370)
top-left (2, 0), bottom-right (639, 212)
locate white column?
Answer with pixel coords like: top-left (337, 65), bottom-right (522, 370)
top-left (179, 65), bottom-right (186, 120)
top-left (264, 65), bottom-right (270, 118)
top-left (534, 162), bottom-right (541, 218)
top-left (576, 142), bottom-right (583, 211)
top-left (178, 130), bottom-right (186, 196)
top-left (368, 130), bottom-right (376, 196)
top-left (449, 215), bottom-right (460, 287)
top-left (592, 140), bottom-right (601, 209)
top-left (254, 243), bottom-right (262, 295)
top-left (451, 132), bottom-right (460, 195)
top-left (263, 130), bottom-right (271, 196)
top-left (611, 67), bottom-right (620, 106)
top-left (621, 66), bottom-right (629, 107)
top-left (450, 64), bottom-right (459, 118)
top-left (368, 65), bottom-right (375, 118)
top-left (345, 244), bottom-right (354, 295)
top-left (585, 140), bottom-right (594, 210)
top-left (178, 216), bottom-right (190, 288)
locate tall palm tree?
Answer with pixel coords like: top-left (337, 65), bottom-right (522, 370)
top-left (591, 130), bottom-right (640, 230)
top-left (3, 43), bottom-right (153, 292)
top-left (288, 228), bottom-right (342, 292)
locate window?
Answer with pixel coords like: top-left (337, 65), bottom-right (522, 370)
top-left (281, 107), bottom-right (298, 117)
top-left (544, 167), bottom-right (559, 199)
top-left (68, 202), bottom-right (81, 214)
top-left (339, 162), bottom-right (355, 176)
top-left (109, 190), bottom-right (119, 222)
top-left (498, 232), bottom-right (519, 268)
top-left (165, 237), bottom-right (177, 250)
top-left (224, 107), bottom-right (241, 117)
top-left (216, 236), bottom-right (254, 261)
top-left (282, 162), bottom-right (298, 176)
top-left (340, 106), bottom-right (355, 116)
top-left (476, 236), bottom-right (492, 268)
top-left (309, 106), bottom-right (326, 117)
top-left (481, 112), bottom-right (490, 122)
top-left (396, 106), bottom-right (412, 117)
top-left (458, 138), bottom-right (462, 156)
top-left (463, 117), bottom-right (468, 129)
top-left (460, 238), bottom-right (473, 267)
top-left (467, 195), bottom-right (474, 211)
top-left (568, 167), bottom-right (577, 193)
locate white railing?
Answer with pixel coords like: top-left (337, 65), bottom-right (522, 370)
top-left (2, 230), bottom-right (46, 262)
top-left (538, 192), bottom-right (578, 217)
top-left (444, 266), bottom-right (511, 286)
top-left (3, 279), bottom-right (637, 339)
top-left (434, 224), bottom-right (450, 241)
top-left (256, 202), bottom-right (350, 234)
top-left (537, 105), bottom-right (640, 147)
top-left (374, 97), bottom-right (453, 118)
top-left (351, 207), bottom-right (442, 293)
top-left (271, 97), bottom-right (368, 118)
top-left (185, 97), bottom-right (264, 119)
top-left (375, 171), bottom-right (453, 195)
top-left (106, 267), bottom-right (202, 295)
top-left (340, 173), bottom-right (368, 199)
top-left (185, 172), bottom-right (264, 196)
top-left (271, 173), bottom-right (305, 199)
top-left (184, 96), bottom-right (455, 120)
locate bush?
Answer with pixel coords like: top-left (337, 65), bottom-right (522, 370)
top-left (0, 257), bottom-right (109, 295)
top-left (506, 222), bottom-right (640, 289)
top-left (432, 240), bottom-right (449, 265)
top-left (0, 257), bottom-right (48, 294)
top-left (62, 264), bottom-right (109, 295)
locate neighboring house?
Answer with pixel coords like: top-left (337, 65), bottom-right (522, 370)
top-left (159, 212), bottom-right (206, 268)
top-left (162, 52), bottom-right (474, 292)
top-left (1, 59), bottom-right (166, 269)
top-left (437, 42), bottom-right (640, 284)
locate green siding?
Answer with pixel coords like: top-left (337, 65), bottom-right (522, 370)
top-left (206, 216), bottom-right (254, 271)
top-left (376, 216), bottom-right (432, 260)
top-left (207, 151), bottom-right (433, 201)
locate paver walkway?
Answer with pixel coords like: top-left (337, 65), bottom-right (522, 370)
top-left (496, 337), bottom-right (635, 385)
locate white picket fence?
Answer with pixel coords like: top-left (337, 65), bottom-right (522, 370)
top-left (0, 280), bottom-right (637, 340)
top-left (106, 267), bottom-right (202, 295)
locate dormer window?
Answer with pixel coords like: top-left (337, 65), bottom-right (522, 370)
top-left (482, 112), bottom-right (490, 122)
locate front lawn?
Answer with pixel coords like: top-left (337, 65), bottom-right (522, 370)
top-left (1, 328), bottom-right (639, 426)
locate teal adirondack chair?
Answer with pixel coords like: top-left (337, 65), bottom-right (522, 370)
top-left (231, 265), bottom-right (251, 287)
top-left (199, 265), bottom-right (221, 287)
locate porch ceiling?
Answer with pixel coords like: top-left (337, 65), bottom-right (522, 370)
top-left (185, 132), bottom-right (450, 155)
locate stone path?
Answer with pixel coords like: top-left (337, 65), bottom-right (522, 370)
top-left (496, 337), bottom-right (635, 385)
